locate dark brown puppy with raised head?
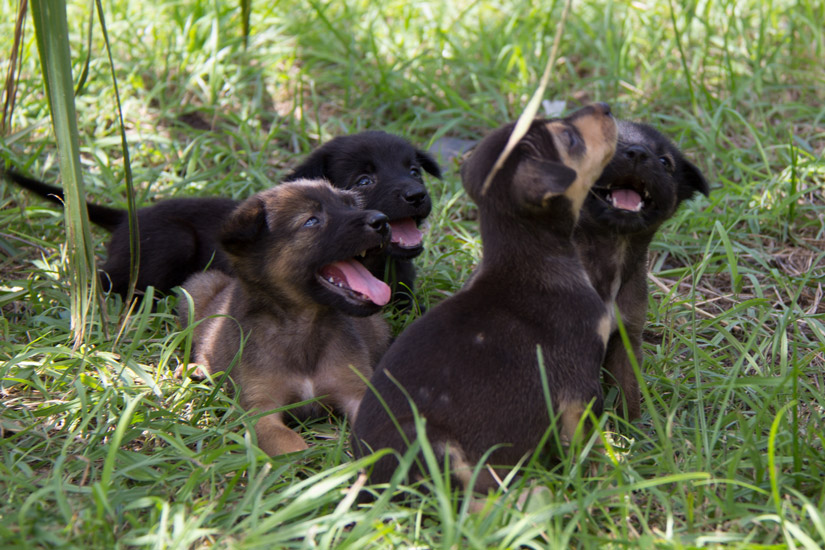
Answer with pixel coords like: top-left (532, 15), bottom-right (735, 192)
top-left (180, 179), bottom-right (392, 456)
top-left (4, 131), bottom-right (440, 303)
top-left (575, 120), bottom-right (709, 419)
top-left (352, 103), bottom-right (618, 492)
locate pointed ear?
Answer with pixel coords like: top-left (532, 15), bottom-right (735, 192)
top-left (286, 150), bottom-right (328, 181)
top-left (514, 159), bottom-right (578, 208)
top-left (677, 158), bottom-right (710, 201)
top-left (416, 148), bottom-right (442, 179)
top-left (220, 197), bottom-right (267, 255)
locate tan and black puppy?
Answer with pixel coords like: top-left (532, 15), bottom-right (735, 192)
top-left (180, 179), bottom-right (392, 456)
top-left (575, 121), bottom-right (710, 419)
top-left (4, 131), bottom-right (439, 304)
top-left (352, 104), bottom-right (618, 492)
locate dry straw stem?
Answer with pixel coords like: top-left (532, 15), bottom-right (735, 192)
top-left (479, 0), bottom-right (573, 197)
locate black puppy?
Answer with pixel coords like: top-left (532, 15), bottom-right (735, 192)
top-left (352, 104), bottom-right (617, 493)
top-left (4, 131), bottom-right (440, 302)
top-left (575, 120), bottom-right (709, 419)
top-left (286, 131), bottom-right (440, 307)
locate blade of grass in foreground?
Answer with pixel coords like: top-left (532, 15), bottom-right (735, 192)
top-left (30, 0), bottom-right (99, 346)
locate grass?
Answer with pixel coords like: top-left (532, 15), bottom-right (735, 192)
top-left (1, 0), bottom-right (824, 547)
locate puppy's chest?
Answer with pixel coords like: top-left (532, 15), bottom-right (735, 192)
top-left (258, 322), bottom-right (369, 374)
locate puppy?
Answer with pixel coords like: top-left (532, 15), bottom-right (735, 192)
top-left (2, 169), bottom-right (237, 297)
top-left (180, 179), bottom-right (391, 456)
top-left (4, 131), bottom-right (440, 302)
top-left (575, 121), bottom-right (710, 419)
top-left (352, 104), bottom-right (618, 492)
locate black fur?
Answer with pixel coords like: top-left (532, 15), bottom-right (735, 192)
top-left (575, 120), bottom-right (710, 419)
top-left (352, 104), bottom-right (618, 493)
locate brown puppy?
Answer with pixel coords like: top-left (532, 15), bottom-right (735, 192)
top-left (352, 104), bottom-right (617, 492)
top-left (4, 131), bottom-right (440, 304)
top-left (575, 121), bottom-right (710, 419)
top-left (180, 179), bottom-right (391, 456)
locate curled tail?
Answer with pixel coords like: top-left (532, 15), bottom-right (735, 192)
top-left (4, 169), bottom-right (126, 232)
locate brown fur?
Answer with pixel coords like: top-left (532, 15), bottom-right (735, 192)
top-left (576, 121), bottom-right (710, 419)
top-left (352, 104), bottom-right (617, 492)
top-left (180, 179), bottom-right (391, 455)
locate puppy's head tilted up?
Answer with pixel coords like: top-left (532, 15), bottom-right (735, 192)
top-left (220, 179), bottom-right (392, 316)
top-left (583, 120), bottom-right (709, 235)
top-left (461, 103), bottom-right (617, 233)
top-left (286, 131), bottom-right (441, 259)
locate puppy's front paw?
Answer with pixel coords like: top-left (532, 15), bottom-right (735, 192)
top-left (173, 362), bottom-right (209, 380)
top-left (255, 415), bottom-right (309, 456)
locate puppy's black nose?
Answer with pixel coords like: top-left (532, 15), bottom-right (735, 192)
top-left (595, 102), bottom-right (611, 116)
top-left (366, 211), bottom-right (390, 236)
top-left (624, 144), bottom-right (649, 163)
top-left (402, 188), bottom-right (427, 207)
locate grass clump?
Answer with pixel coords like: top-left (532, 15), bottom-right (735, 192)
top-left (1, 0), bottom-right (824, 547)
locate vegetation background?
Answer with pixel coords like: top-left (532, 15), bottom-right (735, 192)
top-left (1, 0), bottom-right (823, 548)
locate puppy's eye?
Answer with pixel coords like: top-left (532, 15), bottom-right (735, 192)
top-left (659, 156), bottom-right (674, 170)
top-left (562, 129), bottom-right (579, 149)
top-left (355, 175), bottom-right (373, 187)
top-left (303, 216), bottom-right (320, 227)
top-left (410, 167), bottom-right (421, 179)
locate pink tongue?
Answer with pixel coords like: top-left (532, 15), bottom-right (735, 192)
top-left (324, 260), bottom-right (391, 306)
top-left (389, 218), bottom-right (423, 247)
top-left (611, 189), bottom-right (642, 210)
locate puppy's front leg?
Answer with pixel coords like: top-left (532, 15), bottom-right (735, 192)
top-left (603, 333), bottom-right (641, 420)
top-left (254, 410), bottom-right (308, 455)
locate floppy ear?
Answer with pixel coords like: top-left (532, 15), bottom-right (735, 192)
top-left (416, 148), bottom-right (442, 179)
top-left (220, 197), bottom-right (268, 255)
top-left (676, 158), bottom-right (710, 201)
top-left (285, 150), bottom-right (329, 182)
top-left (514, 159), bottom-right (578, 208)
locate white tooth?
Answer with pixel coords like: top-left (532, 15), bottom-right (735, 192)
top-left (328, 277), bottom-right (335, 283)
top-left (359, 250), bottom-right (366, 258)
top-left (633, 201), bottom-right (644, 212)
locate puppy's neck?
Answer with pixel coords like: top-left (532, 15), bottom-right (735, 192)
top-left (478, 207), bottom-right (579, 265)
top-left (234, 278), bottom-right (327, 321)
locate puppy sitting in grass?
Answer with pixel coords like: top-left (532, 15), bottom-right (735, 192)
top-left (180, 179), bottom-right (392, 456)
top-left (576, 121), bottom-right (710, 419)
top-left (352, 103), bottom-right (617, 492)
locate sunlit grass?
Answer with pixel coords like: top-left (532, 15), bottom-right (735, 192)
top-left (1, 0), bottom-right (824, 548)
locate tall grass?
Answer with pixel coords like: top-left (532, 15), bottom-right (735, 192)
top-left (1, 0), bottom-right (824, 548)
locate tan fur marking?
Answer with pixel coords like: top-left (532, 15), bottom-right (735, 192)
top-left (558, 399), bottom-right (587, 445)
top-left (544, 115), bottom-right (618, 217)
top-left (597, 313), bottom-right (612, 347)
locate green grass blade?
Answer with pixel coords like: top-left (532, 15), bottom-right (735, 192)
top-left (29, 0), bottom-right (98, 346)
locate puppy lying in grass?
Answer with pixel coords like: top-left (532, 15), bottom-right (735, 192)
top-left (576, 121), bottom-right (710, 419)
top-left (4, 131), bottom-right (440, 306)
top-left (180, 179), bottom-right (392, 456)
top-left (352, 103), bottom-right (618, 493)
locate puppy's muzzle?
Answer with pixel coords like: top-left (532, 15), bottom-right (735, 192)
top-left (365, 212), bottom-right (390, 238)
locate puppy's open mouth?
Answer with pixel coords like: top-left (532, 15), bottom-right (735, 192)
top-left (594, 181), bottom-right (652, 214)
top-left (318, 257), bottom-right (391, 306)
top-left (607, 188), bottom-right (646, 212)
top-left (388, 217), bottom-right (424, 251)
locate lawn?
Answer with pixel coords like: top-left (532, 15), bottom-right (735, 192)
top-left (1, 0), bottom-right (823, 548)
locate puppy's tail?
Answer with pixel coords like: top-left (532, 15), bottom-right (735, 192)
top-left (3, 169), bottom-right (125, 232)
